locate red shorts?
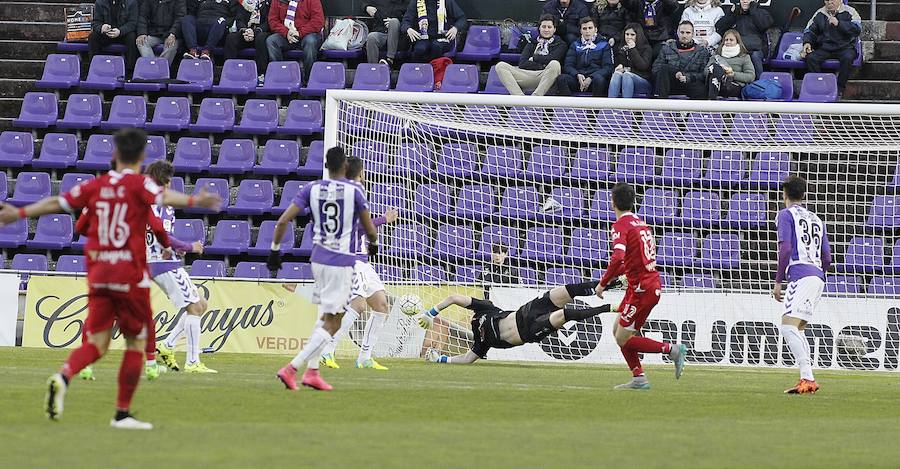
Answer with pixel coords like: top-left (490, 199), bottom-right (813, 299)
top-left (85, 286), bottom-right (152, 338)
top-left (617, 279), bottom-right (662, 331)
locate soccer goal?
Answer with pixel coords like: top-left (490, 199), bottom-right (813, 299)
top-left (324, 90), bottom-right (900, 371)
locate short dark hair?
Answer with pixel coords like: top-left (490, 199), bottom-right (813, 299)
top-left (538, 14), bottom-right (556, 25)
top-left (144, 160), bottom-right (174, 186)
top-left (325, 146), bottom-right (347, 173)
top-left (579, 16), bottom-right (595, 27)
top-left (783, 175), bottom-right (807, 201)
top-left (491, 244), bottom-right (509, 254)
top-left (114, 128), bottom-right (147, 165)
top-left (611, 182), bottom-right (636, 212)
top-left (678, 20), bottom-right (694, 30)
top-left (346, 156), bottom-right (364, 179)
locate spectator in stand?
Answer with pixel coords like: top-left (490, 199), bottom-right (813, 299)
top-left (652, 20), bottom-right (710, 99)
top-left (478, 244), bottom-right (518, 300)
top-left (681, 0), bottom-right (724, 49)
top-left (707, 29), bottom-right (755, 99)
top-left (363, 0), bottom-right (407, 67)
top-left (401, 0), bottom-right (467, 63)
top-left (90, 0), bottom-right (139, 74)
top-left (608, 23), bottom-right (652, 98)
top-left (494, 14), bottom-right (566, 96)
top-left (715, 0), bottom-right (773, 79)
top-left (136, 0), bottom-right (185, 66)
top-left (555, 17), bottom-right (614, 96)
top-left (224, 0), bottom-right (271, 86)
top-left (624, 0), bottom-right (679, 57)
top-left (593, 0), bottom-right (630, 48)
top-left (802, 0), bottom-right (861, 94)
top-left (267, 0), bottom-right (324, 83)
top-left (181, 0), bottom-right (239, 62)
top-left (543, 0), bottom-right (590, 44)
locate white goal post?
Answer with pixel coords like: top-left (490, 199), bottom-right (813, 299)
top-left (323, 90), bottom-right (900, 371)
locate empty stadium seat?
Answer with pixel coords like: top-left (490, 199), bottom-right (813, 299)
top-left (730, 113), bottom-right (771, 142)
top-left (482, 65), bottom-right (508, 94)
top-left (295, 223), bottom-right (313, 257)
top-left (440, 64), bottom-right (479, 93)
top-left (748, 152), bottom-right (790, 188)
top-left (27, 214), bottom-right (73, 249)
top-left (659, 149), bottom-right (703, 186)
top-left (376, 264), bottom-right (407, 282)
top-left (256, 139), bottom-right (299, 175)
top-left (638, 111), bottom-right (681, 140)
top-left (80, 55), bottom-right (124, 90)
top-left (680, 191), bottom-right (722, 228)
top-left (545, 267), bottom-right (586, 285)
top-left (206, 220), bottom-right (251, 255)
top-left (453, 266), bottom-right (480, 283)
top-left (191, 259), bottom-right (226, 277)
top-left (799, 73), bottom-right (838, 102)
top-left (170, 176), bottom-right (184, 193)
top-left (0, 219), bottom-right (27, 247)
top-left (273, 180), bottom-right (304, 215)
top-left (297, 140), bottom-right (324, 177)
top-left (233, 261), bottom-right (268, 278)
top-left (436, 143), bottom-right (479, 177)
top-left (277, 100), bottom-right (323, 135)
top-left (248, 220), bottom-right (294, 256)
top-left (414, 184), bottom-right (454, 218)
top-left (394, 63), bottom-right (433, 92)
top-left (638, 188), bottom-right (679, 225)
top-left (212, 59), bottom-right (257, 94)
top-left (566, 228), bottom-right (608, 266)
top-left (475, 224), bottom-right (520, 260)
top-left (278, 262), bottom-right (313, 280)
top-left (189, 97), bottom-right (235, 133)
top-left (866, 195), bottom-right (899, 229)
top-left (836, 237), bottom-right (884, 273)
top-left (172, 137), bottom-right (212, 173)
top-left (588, 189), bottom-right (616, 221)
top-left (14, 92), bottom-right (58, 128)
top-left (301, 62), bottom-right (346, 96)
top-left (145, 97), bottom-right (191, 132)
top-left (682, 274), bottom-right (717, 289)
top-left (726, 192), bottom-right (769, 228)
top-left (8, 172), bottom-right (51, 206)
top-left (568, 148), bottom-right (612, 182)
top-left (0, 173), bottom-right (5, 201)
top-left (12, 253), bottom-right (49, 272)
top-left (868, 277), bottom-right (899, 295)
top-left (684, 112), bottom-right (724, 141)
top-left (169, 59), bottom-right (214, 92)
top-left (774, 114), bottom-right (814, 143)
top-left (124, 57), bottom-right (169, 91)
top-left (210, 139), bottom-right (256, 175)
top-left (657, 232), bottom-right (699, 267)
top-left (0, 131), bottom-right (34, 167)
top-left (386, 224), bottom-right (429, 258)
top-left (37, 54), bottom-right (81, 89)
top-left (229, 179), bottom-right (274, 215)
top-left (433, 225), bottom-right (475, 260)
top-left (352, 63), bottom-right (390, 90)
top-left (101, 95), bottom-right (147, 129)
top-left (56, 255), bottom-right (86, 273)
top-left (369, 183), bottom-right (408, 216)
top-left (185, 178), bottom-right (230, 214)
top-left (233, 99), bottom-right (279, 134)
top-left (453, 185), bottom-right (496, 220)
top-left (413, 265), bottom-right (449, 282)
top-left (76, 134), bottom-right (114, 170)
top-left (546, 187), bottom-right (585, 219)
top-left (499, 187), bottom-right (540, 221)
top-left (33, 133), bottom-right (78, 168)
top-left (257, 61), bottom-right (302, 95)
top-left (482, 145), bottom-right (524, 178)
top-left (58, 173), bottom-right (94, 195)
top-left (173, 218), bottom-right (206, 244)
top-left (57, 94), bottom-right (102, 129)
top-left (825, 275), bottom-right (863, 294)
top-left (616, 147), bottom-right (656, 183)
top-left (525, 145), bottom-right (566, 182)
top-left (519, 227), bottom-right (565, 262)
top-left (705, 151), bottom-right (745, 187)
top-left (457, 26), bottom-right (501, 62)
top-left (700, 234), bottom-right (742, 269)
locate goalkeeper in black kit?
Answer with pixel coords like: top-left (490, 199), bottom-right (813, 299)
top-left (409, 280), bottom-right (621, 364)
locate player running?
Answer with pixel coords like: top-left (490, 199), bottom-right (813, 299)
top-left (269, 147), bottom-right (378, 391)
top-left (595, 183), bottom-right (686, 390)
top-left (774, 176), bottom-right (831, 395)
top-left (319, 157), bottom-right (399, 370)
top-left (414, 281), bottom-right (614, 364)
top-left (143, 161), bottom-right (216, 374)
top-left (0, 128), bottom-right (220, 429)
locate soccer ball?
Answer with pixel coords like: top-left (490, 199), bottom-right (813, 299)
top-left (396, 294), bottom-right (424, 317)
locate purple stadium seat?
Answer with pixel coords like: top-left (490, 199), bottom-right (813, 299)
top-left (412, 265), bottom-right (449, 282)
top-left (767, 32), bottom-right (803, 69)
top-left (638, 188), bottom-right (679, 225)
top-left (298, 140), bottom-right (324, 177)
top-left (453, 185), bottom-right (496, 220)
top-left (436, 143), bottom-right (479, 177)
top-left (414, 183), bottom-right (454, 218)
top-left (57, 94), bottom-right (102, 129)
top-left (596, 109), bottom-right (636, 137)
top-left (170, 176), bottom-right (184, 194)
top-left (748, 152), bottom-right (790, 188)
top-left (234, 99), bottom-right (279, 134)
top-left (173, 218), bottom-right (205, 244)
top-left (545, 268), bottom-right (587, 285)
top-left (14, 92), bottom-right (58, 128)
top-left (352, 63), bottom-right (390, 90)
top-left (189, 98), bottom-right (235, 133)
top-left (57, 39), bottom-right (89, 53)
top-left (369, 183), bottom-right (408, 216)
top-left (0, 219), bottom-right (27, 247)
top-left (568, 148), bottom-right (612, 182)
top-left (278, 100), bottom-right (323, 135)
top-left (295, 223), bottom-right (313, 256)
top-left (889, 240), bottom-right (900, 275)
top-left (680, 191), bottom-right (722, 227)
top-left (75, 134), bottom-right (113, 171)
top-left (386, 224), bottom-right (429, 258)
top-left (229, 179), bottom-right (274, 215)
top-left (33, 133), bottom-right (78, 168)
top-left (482, 145), bottom-right (524, 178)
top-left (145, 97), bottom-right (191, 132)
top-left (684, 112), bottom-right (724, 140)
top-left (799, 73), bottom-right (839, 103)
top-left (0, 131), bottom-right (34, 167)
top-left (212, 59), bottom-right (257, 94)
top-left (704, 151), bottom-right (745, 187)
top-left (191, 259), bottom-right (226, 277)
top-left (638, 111), bottom-right (681, 140)
top-left (774, 114), bottom-right (814, 143)
top-left (210, 139), bottom-right (256, 175)
top-left (657, 232), bottom-right (698, 267)
top-left (825, 275), bottom-right (863, 294)
top-left (866, 195), bottom-right (900, 229)
top-left (550, 108), bottom-right (592, 135)
top-left (868, 277), bottom-right (899, 295)
top-left (659, 149), bottom-right (703, 186)
top-left (100, 95), bottom-right (146, 130)
top-left (59, 173), bottom-right (94, 195)
top-left (80, 55), bottom-right (124, 90)
top-left (256, 139), bottom-right (299, 175)
top-left (566, 228), bottom-right (608, 266)
top-left (588, 189), bottom-right (616, 221)
top-left (498, 186), bottom-right (541, 220)
top-left (301, 62), bottom-right (346, 97)
top-left (249, 220), bottom-right (294, 256)
top-left (616, 147), bottom-right (656, 183)
top-left (26, 214), bottom-right (73, 249)
top-left (482, 66), bottom-right (508, 94)
top-left (185, 178), bottom-right (230, 214)
top-left (433, 225), bottom-right (475, 260)
top-left (351, 141), bottom-right (390, 173)
top-left (726, 192), bottom-right (769, 228)
top-left (257, 61), bottom-right (302, 95)
top-left (394, 143), bottom-right (432, 176)
top-left (453, 266), bottom-right (479, 283)
top-left (520, 227), bottom-right (565, 262)
top-left (519, 267), bottom-right (540, 285)
top-left (124, 57), bottom-right (169, 91)
top-left (837, 237), bottom-right (884, 273)
top-left (682, 274), bottom-right (717, 289)
top-left (524, 145), bottom-right (566, 182)
top-left (546, 187), bottom-right (585, 219)
top-left (56, 255), bottom-right (86, 273)
top-left (757, 72), bottom-right (794, 101)
top-left (395, 63), bottom-right (433, 92)
top-left (476, 224), bottom-right (520, 260)
top-left (36, 54), bottom-right (81, 89)
top-left (440, 64), bottom-right (479, 93)
top-left (168, 59), bottom-right (214, 92)
top-left (8, 172), bottom-right (51, 206)
top-left (730, 113), bottom-right (771, 142)
top-left (499, 27), bottom-right (536, 62)
top-left (273, 180), bottom-right (303, 215)
top-left (374, 264), bottom-right (407, 282)
top-left (700, 234), bottom-right (742, 269)
top-left (172, 137), bottom-right (212, 173)
top-left (278, 262), bottom-right (313, 280)
top-left (506, 107), bottom-right (544, 131)
top-left (457, 25), bottom-right (501, 62)
top-left (0, 173), bottom-right (5, 201)
top-left (206, 220), bottom-right (251, 255)
top-left (233, 262), bottom-right (268, 279)
top-left (12, 254), bottom-right (49, 272)
top-left (144, 137), bottom-right (167, 164)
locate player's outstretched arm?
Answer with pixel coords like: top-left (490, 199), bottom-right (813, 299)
top-left (415, 295), bottom-right (473, 329)
top-left (0, 197), bottom-right (64, 225)
top-left (359, 209), bottom-right (379, 256)
top-left (267, 203), bottom-right (301, 274)
top-left (426, 348), bottom-right (479, 365)
top-left (163, 187), bottom-right (222, 211)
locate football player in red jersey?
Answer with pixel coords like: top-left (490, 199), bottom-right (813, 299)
top-left (596, 183), bottom-right (687, 390)
top-left (0, 128), bottom-right (221, 429)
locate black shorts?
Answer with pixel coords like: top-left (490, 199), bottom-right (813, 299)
top-left (515, 293), bottom-right (558, 343)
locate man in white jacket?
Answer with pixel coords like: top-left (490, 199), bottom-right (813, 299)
top-left (681, 0), bottom-right (724, 48)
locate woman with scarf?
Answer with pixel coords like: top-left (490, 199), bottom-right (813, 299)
top-left (400, 0), bottom-right (467, 63)
top-left (494, 14), bottom-right (567, 96)
top-left (555, 17), bottom-right (614, 96)
top-left (707, 29), bottom-right (755, 99)
top-left (680, 0), bottom-right (724, 49)
top-left (608, 23), bottom-right (652, 98)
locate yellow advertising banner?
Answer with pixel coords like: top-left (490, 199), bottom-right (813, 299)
top-left (22, 276), bottom-right (318, 354)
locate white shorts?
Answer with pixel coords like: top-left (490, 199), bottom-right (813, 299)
top-left (153, 268), bottom-right (201, 309)
top-left (312, 263), bottom-right (354, 314)
top-left (783, 276), bottom-right (824, 322)
top-left (351, 261), bottom-right (386, 300)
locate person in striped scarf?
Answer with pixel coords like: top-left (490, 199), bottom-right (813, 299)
top-left (400, 0), bottom-right (467, 63)
top-left (266, 0), bottom-right (324, 83)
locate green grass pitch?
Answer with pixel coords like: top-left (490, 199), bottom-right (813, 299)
top-left (1, 348), bottom-right (899, 468)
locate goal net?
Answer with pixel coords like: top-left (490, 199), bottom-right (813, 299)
top-left (324, 90), bottom-right (900, 371)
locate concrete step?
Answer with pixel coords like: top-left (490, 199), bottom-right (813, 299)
top-left (0, 59), bottom-right (47, 80)
top-left (859, 60), bottom-right (900, 79)
top-left (874, 41), bottom-right (900, 60)
top-left (0, 79), bottom-right (35, 98)
top-left (843, 79), bottom-right (900, 100)
top-left (0, 2), bottom-right (70, 22)
top-left (0, 40), bottom-right (58, 60)
top-left (1, 21), bottom-right (66, 42)
top-left (851, 2), bottom-right (900, 21)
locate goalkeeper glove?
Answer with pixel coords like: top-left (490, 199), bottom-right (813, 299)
top-left (425, 347), bottom-right (448, 363)
top-left (415, 307), bottom-right (439, 329)
top-left (367, 241), bottom-right (378, 257)
top-left (266, 249), bottom-right (282, 274)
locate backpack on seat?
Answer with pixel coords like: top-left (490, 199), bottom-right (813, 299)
top-left (742, 79), bottom-right (783, 100)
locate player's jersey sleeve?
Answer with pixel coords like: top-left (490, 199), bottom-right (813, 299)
top-left (610, 220), bottom-right (628, 254)
top-left (466, 298), bottom-right (502, 316)
top-left (352, 185), bottom-right (369, 215)
top-left (136, 176), bottom-right (164, 207)
top-left (776, 209), bottom-right (794, 245)
top-left (292, 181), bottom-right (313, 212)
top-left (59, 178), bottom-right (99, 214)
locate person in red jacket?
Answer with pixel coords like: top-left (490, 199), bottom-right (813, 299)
top-left (266, 0), bottom-right (324, 83)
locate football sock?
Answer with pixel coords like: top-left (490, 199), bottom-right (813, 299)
top-left (61, 341), bottom-right (101, 381)
top-left (185, 315), bottom-right (201, 365)
top-left (164, 313), bottom-right (186, 349)
top-left (145, 359), bottom-right (156, 367)
top-left (291, 327), bottom-right (331, 370)
top-left (323, 306), bottom-right (360, 356)
top-left (781, 324), bottom-right (814, 381)
top-left (358, 312), bottom-right (387, 362)
top-left (116, 349), bottom-right (143, 411)
top-left (563, 304), bottom-right (611, 321)
top-left (620, 347), bottom-right (644, 377)
top-left (565, 281), bottom-right (601, 298)
top-left (145, 319), bottom-right (156, 362)
top-left (624, 336), bottom-right (672, 355)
